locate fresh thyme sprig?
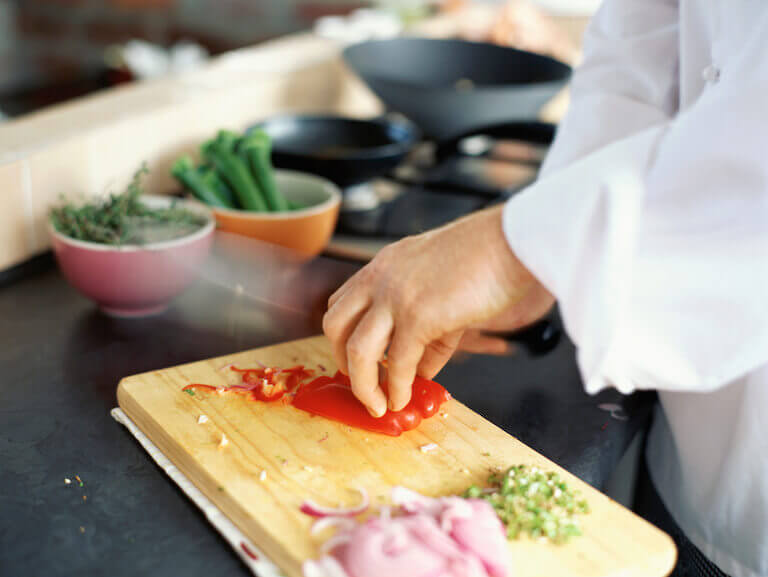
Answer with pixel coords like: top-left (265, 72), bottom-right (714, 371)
top-left (50, 165), bottom-right (206, 245)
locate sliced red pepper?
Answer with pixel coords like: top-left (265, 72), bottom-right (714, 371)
top-left (183, 365), bottom-right (314, 403)
top-left (183, 383), bottom-right (219, 394)
top-left (292, 371), bottom-right (451, 437)
top-left (182, 365), bottom-right (450, 437)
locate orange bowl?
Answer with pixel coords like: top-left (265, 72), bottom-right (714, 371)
top-left (210, 170), bottom-right (341, 258)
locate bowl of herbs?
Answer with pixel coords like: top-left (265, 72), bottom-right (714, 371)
top-left (49, 166), bottom-right (214, 318)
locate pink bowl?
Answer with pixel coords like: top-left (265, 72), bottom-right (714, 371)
top-left (49, 196), bottom-right (215, 317)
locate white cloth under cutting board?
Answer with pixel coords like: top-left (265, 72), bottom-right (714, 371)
top-left (111, 408), bottom-right (281, 577)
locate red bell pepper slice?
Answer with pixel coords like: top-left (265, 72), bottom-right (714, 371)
top-left (292, 371), bottom-right (451, 437)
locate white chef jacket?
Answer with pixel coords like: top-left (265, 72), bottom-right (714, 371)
top-left (502, 1), bottom-right (768, 576)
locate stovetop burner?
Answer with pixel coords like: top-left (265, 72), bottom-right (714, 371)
top-left (339, 180), bottom-right (491, 238)
top-left (337, 135), bottom-right (549, 239)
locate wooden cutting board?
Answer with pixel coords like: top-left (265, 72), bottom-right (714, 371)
top-left (117, 335), bottom-right (676, 577)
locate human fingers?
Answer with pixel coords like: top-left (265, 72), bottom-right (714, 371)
top-left (345, 305), bottom-right (393, 417)
top-left (416, 330), bottom-right (464, 380)
top-left (327, 261), bottom-right (373, 309)
top-left (385, 329), bottom-right (427, 412)
top-left (323, 289), bottom-right (372, 375)
top-left (457, 330), bottom-right (512, 355)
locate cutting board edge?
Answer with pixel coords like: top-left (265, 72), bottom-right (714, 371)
top-left (442, 399), bottom-right (679, 571)
top-left (116, 381), bottom-right (305, 577)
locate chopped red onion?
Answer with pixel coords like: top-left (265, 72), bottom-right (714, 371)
top-left (319, 533), bottom-right (353, 556)
top-left (300, 488), bottom-right (369, 518)
top-left (311, 517), bottom-right (358, 536)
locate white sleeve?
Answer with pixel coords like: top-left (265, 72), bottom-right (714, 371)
top-left (540, 0), bottom-right (679, 176)
top-left (502, 11), bottom-right (768, 395)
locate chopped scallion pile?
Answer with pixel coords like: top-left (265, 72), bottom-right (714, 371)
top-left (464, 464), bottom-right (590, 544)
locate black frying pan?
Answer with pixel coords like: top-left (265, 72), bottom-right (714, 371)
top-left (343, 38), bottom-right (571, 142)
top-left (249, 115), bottom-right (419, 187)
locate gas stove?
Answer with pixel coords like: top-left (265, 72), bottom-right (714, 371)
top-left (334, 129), bottom-right (551, 242)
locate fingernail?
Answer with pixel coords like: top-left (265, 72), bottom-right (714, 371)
top-left (369, 400), bottom-right (386, 418)
top-left (388, 400), bottom-right (402, 413)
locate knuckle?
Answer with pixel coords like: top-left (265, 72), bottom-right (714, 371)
top-left (399, 298), bottom-right (421, 319)
top-left (427, 339), bottom-right (454, 357)
top-left (387, 354), bottom-right (415, 381)
top-left (350, 379), bottom-right (370, 397)
top-left (391, 236), bottom-right (412, 250)
top-left (377, 242), bottom-right (398, 260)
top-left (346, 338), bottom-right (367, 363)
top-left (321, 311), bottom-right (333, 334)
top-left (369, 242), bottom-right (401, 274)
top-left (365, 254), bottom-right (385, 275)
top-left (388, 283), bottom-right (412, 309)
top-left (322, 311), bottom-right (341, 340)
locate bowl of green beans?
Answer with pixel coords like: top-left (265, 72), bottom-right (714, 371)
top-left (172, 129), bottom-right (341, 258)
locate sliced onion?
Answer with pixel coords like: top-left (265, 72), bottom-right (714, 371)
top-left (439, 500), bottom-right (473, 532)
top-left (319, 532), bottom-right (353, 556)
top-left (390, 486), bottom-right (432, 513)
top-left (380, 522), bottom-right (410, 555)
top-left (311, 516), bottom-right (358, 536)
top-left (228, 384), bottom-right (254, 391)
top-left (300, 487), bottom-right (369, 518)
top-left (408, 515), bottom-right (455, 554)
top-left (378, 505), bottom-right (392, 521)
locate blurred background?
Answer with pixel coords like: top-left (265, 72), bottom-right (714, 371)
top-left (0, 0), bottom-right (596, 119)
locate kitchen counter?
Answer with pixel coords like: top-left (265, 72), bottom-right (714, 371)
top-left (0, 257), bottom-right (653, 577)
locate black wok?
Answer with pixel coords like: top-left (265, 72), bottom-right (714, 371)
top-left (249, 115), bottom-right (419, 187)
top-left (343, 38), bottom-right (571, 142)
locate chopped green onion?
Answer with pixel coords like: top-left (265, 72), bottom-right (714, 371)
top-left (463, 464), bottom-right (589, 544)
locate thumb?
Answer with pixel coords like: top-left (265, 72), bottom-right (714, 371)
top-left (416, 330), bottom-right (464, 380)
top-left (457, 330), bottom-right (513, 356)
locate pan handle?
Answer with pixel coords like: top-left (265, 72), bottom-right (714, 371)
top-left (436, 121), bottom-right (556, 160)
top-left (500, 315), bottom-right (561, 356)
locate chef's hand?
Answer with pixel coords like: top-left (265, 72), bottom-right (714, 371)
top-left (458, 282), bottom-right (555, 355)
top-left (323, 205), bottom-right (544, 417)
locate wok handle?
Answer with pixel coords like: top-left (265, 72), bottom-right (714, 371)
top-left (436, 121), bottom-right (556, 159)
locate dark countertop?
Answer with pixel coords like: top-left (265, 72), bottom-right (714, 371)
top-left (0, 256), bottom-right (653, 577)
